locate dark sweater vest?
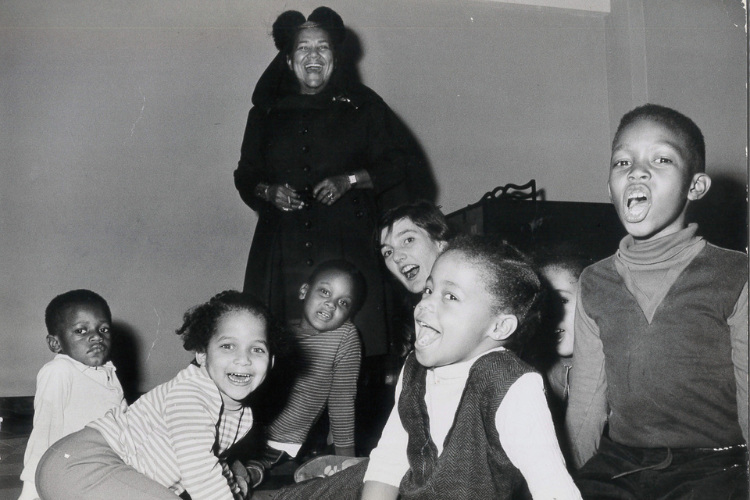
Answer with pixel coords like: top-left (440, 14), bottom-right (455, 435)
top-left (580, 244), bottom-right (747, 448)
top-left (397, 351), bottom-right (533, 500)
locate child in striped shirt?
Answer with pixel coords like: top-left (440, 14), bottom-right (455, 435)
top-left (253, 261), bottom-right (364, 477)
top-left (35, 291), bottom-right (277, 500)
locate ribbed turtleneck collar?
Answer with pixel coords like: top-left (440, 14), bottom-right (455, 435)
top-left (618, 223), bottom-right (701, 266)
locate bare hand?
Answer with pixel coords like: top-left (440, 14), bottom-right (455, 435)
top-left (268, 183), bottom-right (305, 212)
top-left (313, 175), bottom-right (351, 205)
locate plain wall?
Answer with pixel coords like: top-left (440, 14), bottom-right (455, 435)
top-left (2, 0), bottom-right (746, 395)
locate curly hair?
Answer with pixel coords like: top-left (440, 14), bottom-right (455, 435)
top-left (446, 236), bottom-right (551, 366)
top-left (45, 289), bottom-right (111, 337)
top-left (175, 290), bottom-right (283, 355)
top-left (272, 6), bottom-right (345, 57)
top-left (614, 103), bottom-right (705, 174)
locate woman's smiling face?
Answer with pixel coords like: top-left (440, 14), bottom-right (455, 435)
top-left (380, 218), bottom-right (446, 294)
top-left (287, 27), bottom-right (335, 95)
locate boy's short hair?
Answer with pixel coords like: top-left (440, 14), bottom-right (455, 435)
top-left (377, 200), bottom-right (454, 244)
top-left (447, 236), bottom-right (549, 364)
top-left (45, 289), bottom-right (111, 337)
top-left (306, 260), bottom-right (367, 313)
top-left (614, 103), bottom-right (705, 174)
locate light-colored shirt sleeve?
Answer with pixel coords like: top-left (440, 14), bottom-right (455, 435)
top-left (565, 285), bottom-right (608, 469)
top-left (165, 388), bottom-right (235, 500)
top-left (328, 326), bottom-right (362, 452)
top-left (729, 282), bottom-right (748, 443)
top-left (498, 373), bottom-right (581, 500)
top-left (19, 362), bottom-right (72, 498)
top-left (363, 367), bottom-right (410, 487)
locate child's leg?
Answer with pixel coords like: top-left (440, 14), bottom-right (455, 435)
top-left (37, 428), bottom-right (178, 500)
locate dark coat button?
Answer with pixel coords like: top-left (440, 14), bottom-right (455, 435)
top-left (301, 145), bottom-right (310, 153)
top-left (303, 165), bottom-right (311, 172)
top-left (355, 211), bottom-right (364, 218)
top-left (304, 221), bottom-right (312, 229)
top-left (352, 197), bottom-right (359, 204)
top-left (300, 127), bottom-right (308, 134)
top-left (305, 241), bottom-right (313, 248)
top-left (306, 259), bottom-right (314, 266)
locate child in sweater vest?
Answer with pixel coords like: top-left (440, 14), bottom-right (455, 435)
top-left (272, 236), bottom-right (581, 500)
top-left (565, 104), bottom-right (748, 499)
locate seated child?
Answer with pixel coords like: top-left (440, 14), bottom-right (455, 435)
top-left (255, 261), bottom-right (364, 473)
top-left (534, 247), bottom-right (591, 405)
top-left (35, 290), bottom-right (276, 500)
top-left (272, 236), bottom-right (582, 500)
top-left (566, 104), bottom-right (748, 498)
top-left (18, 289), bottom-right (126, 500)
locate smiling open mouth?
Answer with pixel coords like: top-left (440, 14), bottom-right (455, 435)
top-left (401, 264), bottom-right (419, 281)
top-left (316, 310), bottom-right (332, 321)
top-left (415, 319), bottom-right (440, 348)
top-left (228, 373), bottom-right (253, 385)
top-left (305, 63), bottom-right (323, 73)
top-left (623, 185), bottom-right (651, 223)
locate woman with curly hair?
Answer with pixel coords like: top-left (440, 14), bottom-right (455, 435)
top-left (35, 291), bottom-right (278, 500)
top-left (234, 6), bottom-right (409, 356)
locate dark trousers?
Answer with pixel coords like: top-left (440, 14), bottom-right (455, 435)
top-left (576, 436), bottom-right (749, 500)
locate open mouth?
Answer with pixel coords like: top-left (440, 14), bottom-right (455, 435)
top-left (623, 185), bottom-right (651, 223)
top-left (228, 373), bottom-right (253, 385)
top-left (400, 264), bottom-right (419, 281)
top-left (414, 319), bottom-right (441, 348)
top-left (555, 329), bottom-right (565, 342)
top-left (316, 310), bottom-right (332, 321)
top-left (305, 63), bottom-right (323, 73)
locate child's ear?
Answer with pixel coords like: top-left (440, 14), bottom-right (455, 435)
top-left (488, 314), bottom-right (518, 342)
top-left (299, 283), bottom-right (309, 300)
top-left (195, 351), bottom-right (206, 366)
top-left (687, 173), bottom-right (711, 201)
top-left (46, 335), bottom-right (62, 354)
top-left (436, 240), bottom-right (448, 252)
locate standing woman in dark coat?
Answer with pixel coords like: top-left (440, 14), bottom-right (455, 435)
top-left (234, 7), bottom-right (407, 356)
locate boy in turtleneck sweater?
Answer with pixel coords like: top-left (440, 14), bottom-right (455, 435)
top-left (566, 104), bottom-right (748, 499)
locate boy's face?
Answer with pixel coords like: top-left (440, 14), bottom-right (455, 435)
top-left (299, 270), bottom-right (356, 332)
top-left (380, 217), bottom-right (447, 294)
top-left (196, 310), bottom-right (271, 411)
top-left (542, 266), bottom-right (578, 358)
top-left (47, 303), bottom-right (112, 367)
top-left (608, 119), bottom-right (710, 243)
top-left (413, 251), bottom-right (514, 368)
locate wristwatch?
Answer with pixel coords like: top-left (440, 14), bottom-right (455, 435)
top-left (348, 174), bottom-right (357, 187)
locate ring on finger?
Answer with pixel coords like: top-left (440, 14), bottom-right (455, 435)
top-left (327, 193), bottom-right (333, 199)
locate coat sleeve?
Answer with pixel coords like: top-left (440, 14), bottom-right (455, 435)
top-left (360, 100), bottom-right (408, 196)
top-left (565, 284), bottom-right (608, 469)
top-left (234, 107), bottom-right (268, 212)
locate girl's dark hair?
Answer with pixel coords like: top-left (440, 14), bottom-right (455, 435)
top-left (614, 103), bottom-right (705, 174)
top-left (532, 243), bottom-right (593, 282)
top-left (272, 6), bottom-right (345, 57)
top-left (176, 290), bottom-right (282, 355)
top-left (377, 200), bottom-right (454, 247)
top-left (45, 289), bottom-right (111, 337)
top-left (447, 236), bottom-right (550, 365)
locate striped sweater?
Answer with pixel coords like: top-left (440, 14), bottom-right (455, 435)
top-left (88, 363), bottom-right (252, 500)
top-left (267, 320), bottom-right (361, 450)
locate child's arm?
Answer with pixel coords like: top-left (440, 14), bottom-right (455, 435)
top-left (328, 324), bottom-right (362, 456)
top-left (729, 282), bottom-right (748, 442)
top-left (565, 287), bottom-right (608, 469)
top-left (18, 362), bottom-right (72, 499)
top-left (362, 367), bottom-right (410, 497)
top-left (165, 389), bottom-right (237, 500)
top-left (497, 373), bottom-right (582, 500)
